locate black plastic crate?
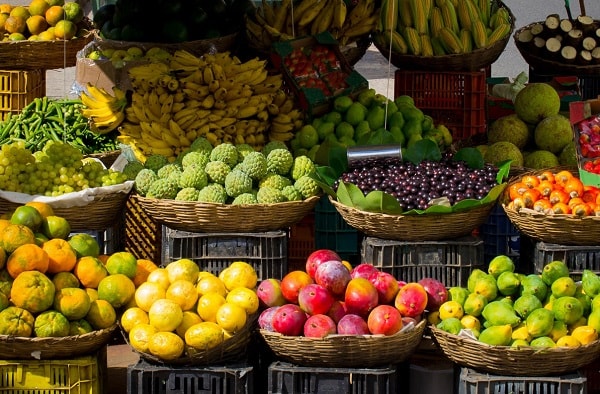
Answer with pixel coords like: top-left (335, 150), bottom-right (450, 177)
top-left (361, 236), bottom-right (484, 287)
top-left (314, 196), bottom-right (363, 266)
top-left (127, 360), bottom-right (253, 394)
top-left (458, 367), bottom-right (587, 394)
top-left (529, 66), bottom-right (600, 101)
top-left (479, 204), bottom-right (521, 266)
top-left (161, 228), bottom-right (288, 280)
top-left (267, 361), bottom-right (397, 394)
top-left (522, 236), bottom-right (600, 281)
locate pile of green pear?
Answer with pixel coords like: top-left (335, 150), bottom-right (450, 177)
top-left (431, 256), bottom-right (600, 348)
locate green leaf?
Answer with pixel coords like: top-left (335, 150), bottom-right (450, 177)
top-left (452, 198), bottom-right (482, 211)
top-left (310, 167), bottom-right (337, 196)
top-left (336, 182), bottom-right (366, 207)
top-left (496, 160), bottom-right (512, 184)
top-left (402, 139), bottom-right (442, 164)
top-left (481, 183), bottom-right (507, 204)
top-left (365, 129), bottom-right (396, 145)
top-left (361, 191), bottom-right (403, 213)
top-left (424, 204), bottom-right (453, 213)
top-left (454, 147), bottom-right (484, 169)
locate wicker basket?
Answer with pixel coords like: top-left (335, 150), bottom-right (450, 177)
top-left (0, 18), bottom-right (94, 69)
top-left (514, 22), bottom-right (600, 76)
top-left (259, 319), bottom-right (426, 368)
top-left (0, 324), bottom-right (117, 360)
top-left (84, 150), bottom-right (121, 169)
top-left (122, 315), bottom-right (257, 366)
top-left (339, 34), bottom-right (372, 66)
top-left (372, 1), bottom-right (514, 71)
top-left (329, 196), bottom-right (496, 241)
top-left (500, 166), bottom-right (600, 246)
top-left (430, 325), bottom-right (600, 376)
top-left (131, 194), bottom-right (320, 233)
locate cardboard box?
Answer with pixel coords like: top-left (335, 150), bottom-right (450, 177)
top-left (271, 32), bottom-right (368, 119)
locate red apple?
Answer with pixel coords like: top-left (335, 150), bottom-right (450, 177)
top-left (398, 280), bottom-right (407, 289)
top-left (305, 249), bottom-right (341, 279)
top-left (272, 304), bottom-right (308, 336)
top-left (369, 271), bottom-right (400, 305)
top-left (367, 304), bottom-right (403, 335)
top-left (337, 313), bottom-right (370, 335)
top-left (258, 306), bottom-right (280, 331)
top-left (303, 314), bottom-right (337, 338)
top-left (280, 270), bottom-right (314, 304)
top-left (327, 300), bottom-right (347, 324)
top-left (344, 277), bottom-right (379, 318)
top-left (395, 282), bottom-right (428, 318)
top-left (315, 260), bottom-right (352, 297)
top-left (257, 278), bottom-right (286, 308)
top-left (298, 283), bottom-right (335, 315)
top-left (418, 277), bottom-right (449, 312)
top-left (350, 263), bottom-right (380, 280)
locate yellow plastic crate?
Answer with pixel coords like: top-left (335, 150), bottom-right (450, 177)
top-left (0, 69), bottom-right (46, 121)
top-left (0, 349), bottom-right (105, 394)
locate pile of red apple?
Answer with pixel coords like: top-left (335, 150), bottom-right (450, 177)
top-left (257, 249), bottom-right (449, 338)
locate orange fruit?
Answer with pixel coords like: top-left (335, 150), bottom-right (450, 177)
top-left (54, 19), bottom-right (75, 39)
top-left (37, 28), bottom-right (54, 40)
top-left (10, 206), bottom-right (43, 232)
top-left (185, 321), bottom-right (224, 350)
top-left (0, 223), bottom-right (36, 253)
top-left (148, 331), bottom-right (185, 361)
top-left (166, 279), bottom-right (198, 311)
top-left (24, 201), bottom-right (54, 218)
top-left (146, 267), bottom-right (170, 290)
top-left (0, 306), bottom-right (34, 336)
top-left (215, 302), bottom-right (246, 333)
top-left (46, 0), bottom-right (64, 6)
top-left (105, 251), bottom-right (138, 279)
top-left (42, 238), bottom-right (77, 274)
top-left (41, 215), bottom-right (71, 239)
top-left (34, 232), bottom-right (49, 246)
top-left (10, 270), bottom-right (55, 313)
top-left (9, 6), bottom-right (29, 19)
top-left (0, 4), bottom-right (11, 13)
top-left (73, 256), bottom-right (108, 288)
top-left (85, 287), bottom-right (98, 301)
top-left (97, 273), bottom-right (135, 309)
top-left (7, 32), bottom-right (26, 41)
top-left (132, 259), bottom-right (158, 287)
top-left (28, 0), bottom-right (50, 16)
top-left (53, 287), bottom-right (91, 320)
top-left (196, 275), bottom-right (227, 297)
top-left (34, 310), bottom-right (70, 337)
top-left (62, 1), bottom-right (82, 23)
top-left (120, 307), bottom-right (149, 333)
top-left (219, 261), bottom-right (257, 290)
top-left (129, 323), bottom-right (158, 353)
top-left (69, 319), bottom-right (93, 335)
top-left (197, 293), bottom-right (226, 323)
top-left (68, 233), bottom-right (100, 258)
top-left (134, 281), bottom-right (166, 312)
top-left (0, 269), bottom-right (13, 296)
top-left (225, 287), bottom-right (259, 315)
top-left (148, 298), bottom-right (183, 332)
top-left (6, 243), bottom-right (49, 278)
top-left (85, 299), bottom-right (116, 329)
top-left (0, 219), bottom-right (10, 233)
top-left (0, 246), bottom-right (5, 270)
top-left (45, 5), bottom-right (63, 26)
top-left (166, 259), bottom-right (199, 284)
top-left (97, 254), bottom-right (109, 264)
top-left (51, 271), bottom-right (80, 291)
top-left (175, 311), bottom-right (202, 338)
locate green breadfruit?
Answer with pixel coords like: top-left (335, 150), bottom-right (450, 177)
top-left (122, 161), bottom-right (144, 181)
top-left (144, 154), bottom-right (169, 172)
top-left (281, 185), bottom-right (302, 201)
top-left (204, 161), bottom-right (231, 185)
top-left (224, 169), bottom-right (253, 198)
top-left (266, 148), bottom-right (294, 175)
top-left (257, 186), bottom-right (287, 204)
top-left (232, 192), bottom-right (258, 205)
top-left (157, 163), bottom-right (182, 179)
top-left (236, 143), bottom-right (256, 160)
top-left (175, 187), bottom-right (200, 201)
top-left (294, 175), bottom-right (321, 198)
top-left (179, 167), bottom-right (208, 190)
top-left (197, 183), bottom-right (227, 204)
top-left (210, 143), bottom-right (239, 167)
top-left (241, 151), bottom-right (268, 180)
top-left (134, 169), bottom-right (159, 196)
top-left (261, 140), bottom-right (288, 156)
top-left (258, 173), bottom-right (292, 190)
top-left (146, 178), bottom-right (179, 199)
top-left (290, 155), bottom-right (316, 181)
top-left (189, 136), bottom-right (214, 153)
top-left (181, 150), bottom-right (210, 170)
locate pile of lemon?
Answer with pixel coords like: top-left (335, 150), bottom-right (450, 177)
top-left (120, 259), bottom-right (259, 361)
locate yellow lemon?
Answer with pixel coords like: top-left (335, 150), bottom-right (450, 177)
top-left (460, 314), bottom-right (481, 332)
top-left (134, 282), bottom-right (166, 312)
top-left (129, 323), bottom-right (158, 353)
top-left (571, 325), bottom-right (599, 345)
top-left (196, 275), bottom-right (227, 298)
top-left (120, 307), bottom-right (149, 333)
top-left (148, 299), bottom-right (183, 332)
top-left (225, 287), bottom-right (259, 315)
top-left (175, 311), bottom-right (203, 338)
top-left (197, 293), bottom-right (226, 323)
top-left (218, 261), bottom-right (257, 290)
top-left (556, 335), bottom-right (581, 348)
top-left (215, 302), bottom-right (247, 333)
top-left (148, 331), bottom-right (185, 361)
top-left (185, 321), bottom-right (224, 350)
top-left (438, 300), bottom-right (464, 320)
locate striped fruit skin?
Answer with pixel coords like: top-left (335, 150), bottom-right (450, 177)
top-left (471, 19), bottom-right (488, 49)
top-left (438, 26), bottom-right (463, 54)
top-left (410, 0), bottom-right (429, 35)
top-left (487, 22), bottom-right (511, 45)
top-left (429, 6), bottom-right (444, 37)
top-left (460, 29), bottom-right (473, 53)
top-left (403, 26), bottom-right (422, 55)
top-left (380, 0), bottom-right (399, 32)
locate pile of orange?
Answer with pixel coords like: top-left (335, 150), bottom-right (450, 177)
top-left (506, 169), bottom-right (600, 216)
top-left (0, 201), bottom-right (160, 339)
top-left (0, 0), bottom-right (84, 42)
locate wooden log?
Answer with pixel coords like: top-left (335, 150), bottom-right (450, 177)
top-left (545, 36), bottom-right (562, 59)
top-left (579, 49), bottom-right (593, 65)
top-left (576, 14), bottom-right (596, 35)
top-left (544, 13), bottom-right (561, 36)
top-left (560, 45), bottom-right (577, 63)
top-left (517, 28), bottom-right (534, 45)
top-left (592, 46), bottom-right (600, 64)
top-left (559, 18), bottom-right (573, 35)
top-left (565, 28), bottom-right (584, 48)
top-left (582, 36), bottom-right (597, 51)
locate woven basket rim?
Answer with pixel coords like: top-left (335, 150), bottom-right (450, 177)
top-left (513, 21), bottom-right (600, 76)
top-left (372, 1), bottom-right (514, 71)
top-left (430, 325), bottom-right (600, 376)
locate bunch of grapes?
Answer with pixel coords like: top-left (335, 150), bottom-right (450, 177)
top-left (337, 153), bottom-right (499, 211)
top-left (0, 141), bottom-right (128, 196)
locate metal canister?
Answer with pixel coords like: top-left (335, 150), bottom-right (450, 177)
top-left (346, 144), bottom-right (403, 168)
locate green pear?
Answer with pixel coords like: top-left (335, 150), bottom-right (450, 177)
top-left (437, 317), bottom-right (462, 335)
top-left (552, 296), bottom-right (583, 325)
top-left (582, 269), bottom-right (600, 298)
top-left (481, 300), bottom-right (521, 327)
top-left (479, 324), bottom-right (512, 346)
top-left (463, 293), bottom-right (488, 317)
top-left (496, 271), bottom-right (521, 296)
top-left (520, 274), bottom-right (548, 302)
top-left (513, 293), bottom-right (543, 319)
top-left (448, 286), bottom-right (469, 307)
top-left (541, 260), bottom-right (570, 286)
top-left (526, 308), bottom-right (554, 338)
top-left (488, 255), bottom-right (515, 279)
top-left (473, 274), bottom-right (498, 302)
top-left (468, 269), bottom-right (488, 293)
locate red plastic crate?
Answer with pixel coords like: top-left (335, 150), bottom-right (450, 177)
top-left (394, 69), bottom-right (487, 142)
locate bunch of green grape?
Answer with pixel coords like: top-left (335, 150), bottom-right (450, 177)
top-left (0, 140), bottom-right (128, 196)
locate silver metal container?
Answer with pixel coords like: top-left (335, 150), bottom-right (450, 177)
top-left (346, 144), bottom-right (403, 167)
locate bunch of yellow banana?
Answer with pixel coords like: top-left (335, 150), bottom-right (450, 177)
top-left (246, 0), bottom-right (379, 49)
top-left (118, 49), bottom-right (305, 162)
top-left (79, 84), bottom-right (128, 134)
